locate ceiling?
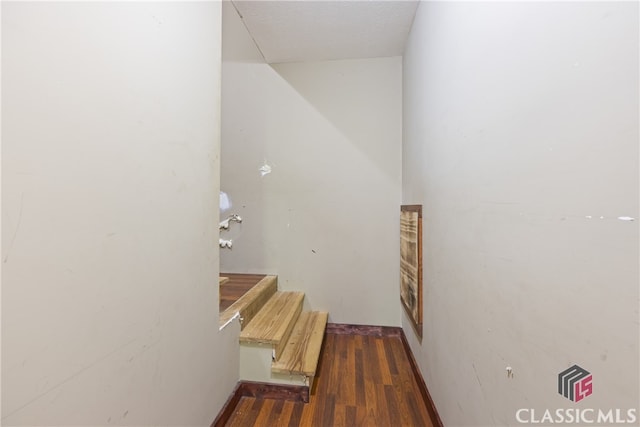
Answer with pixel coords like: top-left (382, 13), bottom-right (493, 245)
top-left (230, 0), bottom-right (419, 64)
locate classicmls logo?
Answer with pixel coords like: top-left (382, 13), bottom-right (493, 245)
top-left (558, 365), bottom-right (593, 402)
top-left (516, 365), bottom-right (637, 424)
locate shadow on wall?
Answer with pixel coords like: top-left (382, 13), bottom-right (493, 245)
top-left (270, 58), bottom-right (402, 183)
top-left (220, 57), bottom-right (403, 274)
top-left (220, 1), bottom-right (403, 325)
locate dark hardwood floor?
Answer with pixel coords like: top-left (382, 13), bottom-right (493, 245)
top-left (223, 331), bottom-right (435, 427)
top-left (219, 273), bottom-right (266, 312)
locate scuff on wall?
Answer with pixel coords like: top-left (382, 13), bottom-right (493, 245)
top-left (220, 191), bottom-right (232, 211)
top-left (584, 215), bottom-right (637, 222)
top-left (259, 162), bottom-right (272, 177)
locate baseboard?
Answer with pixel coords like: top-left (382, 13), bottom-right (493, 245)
top-left (238, 380), bottom-right (309, 402)
top-left (210, 380), bottom-right (309, 427)
top-left (210, 382), bottom-right (243, 427)
top-left (325, 322), bottom-right (403, 337)
top-left (399, 330), bottom-right (445, 427)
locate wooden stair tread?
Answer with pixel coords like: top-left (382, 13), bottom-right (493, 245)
top-left (272, 311), bottom-right (328, 377)
top-left (239, 291), bottom-right (304, 346)
top-left (219, 276), bottom-right (230, 285)
top-left (219, 275), bottom-right (277, 329)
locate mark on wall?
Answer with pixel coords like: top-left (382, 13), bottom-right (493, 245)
top-left (259, 162), bottom-right (272, 177)
top-left (585, 215), bottom-right (636, 222)
top-left (220, 191), bottom-right (232, 211)
top-left (1, 336), bottom-right (139, 421)
top-left (506, 366), bottom-right (514, 378)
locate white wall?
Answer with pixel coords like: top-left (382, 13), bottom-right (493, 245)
top-left (221, 3), bottom-right (402, 326)
top-left (403, 2), bottom-right (639, 425)
top-left (1, 2), bottom-right (238, 425)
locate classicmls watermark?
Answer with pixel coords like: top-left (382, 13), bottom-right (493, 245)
top-left (516, 365), bottom-right (638, 424)
top-left (558, 365), bottom-right (592, 403)
top-left (516, 408), bottom-right (638, 424)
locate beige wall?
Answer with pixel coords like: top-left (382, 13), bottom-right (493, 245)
top-left (221, 3), bottom-right (403, 326)
top-left (402, 2), bottom-right (639, 425)
top-left (1, 2), bottom-right (238, 425)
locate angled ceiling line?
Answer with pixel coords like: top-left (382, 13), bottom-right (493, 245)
top-left (231, 0), bottom-right (419, 64)
top-left (230, 0), bottom-right (268, 63)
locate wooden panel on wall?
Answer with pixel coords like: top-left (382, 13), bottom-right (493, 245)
top-left (400, 205), bottom-right (423, 338)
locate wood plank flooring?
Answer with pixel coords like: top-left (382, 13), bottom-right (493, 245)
top-left (224, 332), bottom-right (434, 427)
top-left (220, 273), bottom-right (266, 312)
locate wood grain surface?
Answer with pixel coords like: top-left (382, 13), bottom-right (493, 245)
top-left (224, 331), bottom-right (435, 427)
top-left (272, 311), bottom-right (329, 377)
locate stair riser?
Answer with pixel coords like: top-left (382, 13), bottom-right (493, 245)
top-left (239, 342), bottom-right (310, 387)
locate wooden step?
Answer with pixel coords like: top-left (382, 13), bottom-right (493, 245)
top-left (219, 275), bottom-right (277, 329)
top-left (271, 311), bottom-right (328, 377)
top-left (240, 291), bottom-right (304, 359)
top-left (219, 276), bottom-right (230, 285)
